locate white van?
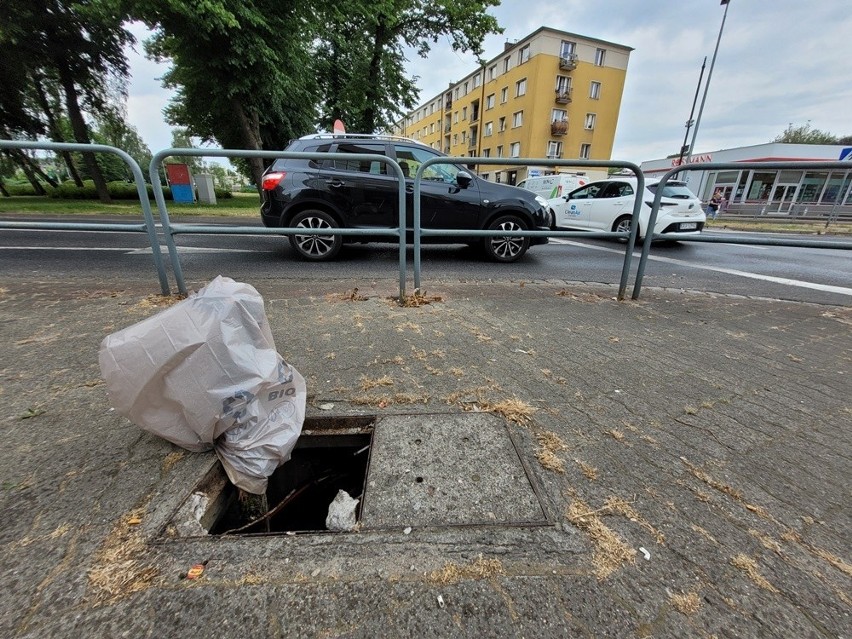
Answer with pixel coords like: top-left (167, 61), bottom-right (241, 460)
top-left (517, 173), bottom-right (589, 199)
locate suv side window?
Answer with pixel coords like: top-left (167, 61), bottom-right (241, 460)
top-left (330, 142), bottom-right (388, 175)
top-left (569, 183), bottom-right (603, 199)
top-left (272, 143), bottom-right (331, 171)
top-left (600, 182), bottom-right (634, 198)
top-left (394, 144), bottom-right (460, 183)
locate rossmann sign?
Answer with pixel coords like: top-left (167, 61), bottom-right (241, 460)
top-left (671, 154), bottom-right (713, 167)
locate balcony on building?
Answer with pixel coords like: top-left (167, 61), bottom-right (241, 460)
top-left (550, 120), bottom-right (568, 136)
top-left (559, 53), bottom-right (578, 71)
top-left (555, 88), bottom-right (572, 104)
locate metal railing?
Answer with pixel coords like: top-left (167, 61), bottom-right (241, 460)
top-left (0, 139), bottom-right (171, 294)
top-left (633, 161), bottom-right (852, 299)
top-left (412, 157), bottom-right (644, 300)
top-left (149, 148), bottom-right (408, 299)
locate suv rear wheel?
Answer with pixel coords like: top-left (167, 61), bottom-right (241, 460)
top-left (289, 210), bottom-right (342, 261)
top-left (483, 215), bottom-right (530, 262)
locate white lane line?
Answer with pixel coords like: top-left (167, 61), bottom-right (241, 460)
top-left (0, 246), bottom-right (130, 251)
top-left (127, 246), bottom-right (274, 254)
top-left (552, 239), bottom-right (852, 296)
top-left (0, 245), bottom-right (272, 254)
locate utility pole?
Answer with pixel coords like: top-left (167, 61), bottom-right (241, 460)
top-left (686, 0), bottom-right (731, 161)
top-left (678, 57), bottom-right (707, 166)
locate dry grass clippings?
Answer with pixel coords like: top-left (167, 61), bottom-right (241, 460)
top-left (730, 554), bottom-right (779, 593)
top-left (566, 500), bottom-right (636, 579)
top-left (359, 375), bottom-right (394, 391)
top-left (604, 496), bottom-right (665, 545)
top-left (397, 292), bottom-right (444, 308)
top-left (161, 451), bottom-right (185, 475)
top-left (485, 398), bottom-right (538, 426)
top-left (428, 555), bottom-right (505, 585)
top-left (535, 431), bottom-right (568, 473)
top-left (134, 293), bottom-right (185, 311)
top-left (343, 287), bottom-right (368, 301)
top-left (607, 428), bottom-right (626, 442)
top-left (575, 459), bottom-right (598, 481)
top-left (670, 591), bottom-right (702, 615)
top-left (87, 508), bottom-right (158, 605)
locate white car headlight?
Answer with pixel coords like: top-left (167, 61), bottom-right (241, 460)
top-left (535, 196), bottom-right (548, 208)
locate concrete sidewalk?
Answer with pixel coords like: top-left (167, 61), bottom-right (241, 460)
top-left (0, 274), bottom-right (849, 638)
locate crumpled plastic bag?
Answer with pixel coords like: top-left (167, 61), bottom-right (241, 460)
top-left (98, 275), bottom-right (305, 494)
top-left (325, 490), bottom-right (359, 532)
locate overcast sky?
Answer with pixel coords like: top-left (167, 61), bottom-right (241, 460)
top-left (125, 0), bottom-right (852, 164)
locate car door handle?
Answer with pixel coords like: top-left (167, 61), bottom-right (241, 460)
top-left (405, 185), bottom-right (414, 193)
top-left (325, 179), bottom-right (344, 188)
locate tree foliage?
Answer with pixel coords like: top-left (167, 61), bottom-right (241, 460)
top-left (315, 0), bottom-right (502, 133)
top-left (773, 122), bottom-right (840, 145)
top-left (0, 0), bottom-right (135, 200)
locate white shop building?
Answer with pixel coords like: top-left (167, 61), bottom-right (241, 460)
top-left (640, 143), bottom-right (852, 216)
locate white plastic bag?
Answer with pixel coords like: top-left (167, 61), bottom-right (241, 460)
top-left (99, 276), bottom-right (306, 494)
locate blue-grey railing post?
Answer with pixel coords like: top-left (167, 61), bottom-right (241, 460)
top-left (631, 160), bottom-right (852, 300)
top-left (413, 157), bottom-right (642, 300)
top-left (149, 149), bottom-right (407, 300)
top-left (0, 139), bottom-right (171, 295)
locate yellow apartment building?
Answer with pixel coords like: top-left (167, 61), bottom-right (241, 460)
top-left (390, 27), bottom-right (632, 185)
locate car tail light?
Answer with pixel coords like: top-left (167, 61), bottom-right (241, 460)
top-left (262, 172), bottom-right (286, 190)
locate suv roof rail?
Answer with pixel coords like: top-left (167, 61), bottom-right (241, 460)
top-left (299, 132), bottom-right (423, 144)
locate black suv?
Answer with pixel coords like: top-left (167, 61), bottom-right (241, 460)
top-left (260, 134), bottom-right (551, 262)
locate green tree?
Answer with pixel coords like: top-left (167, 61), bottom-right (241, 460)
top-left (0, 0), bottom-right (135, 201)
top-left (315, 0), bottom-right (502, 133)
top-left (130, 0), bottom-right (319, 189)
top-left (773, 122), bottom-right (838, 145)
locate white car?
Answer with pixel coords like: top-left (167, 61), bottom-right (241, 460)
top-left (549, 177), bottom-right (706, 238)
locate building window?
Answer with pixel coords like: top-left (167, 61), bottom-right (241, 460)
top-left (503, 57), bottom-right (510, 73)
top-left (473, 73), bottom-right (481, 88)
top-left (482, 148), bottom-right (491, 158)
top-left (547, 141), bottom-right (562, 158)
top-left (512, 111), bottom-right (523, 128)
top-left (482, 172), bottom-right (489, 180)
top-left (584, 113), bottom-right (596, 129)
top-left (552, 109), bottom-right (567, 122)
top-left (498, 116), bottom-right (506, 132)
top-left (454, 87), bottom-right (459, 100)
top-left (595, 48), bottom-right (606, 66)
top-left (453, 134), bottom-right (458, 145)
top-left (496, 145), bottom-right (503, 158)
top-left (590, 81), bottom-right (601, 99)
top-left (515, 78), bottom-right (527, 97)
top-left (500, 87), bottom-right (508, 103)
top-left (580, 143), bottom-right (591, 159)
top-left (495, 172), bottom-right (501, 183)
top-left (488, 65), bottom-right (496, 80)
top-left (463, 81), bottom-right (469, 95)
top-left (560, 40), bottom-right (576, 57)
top-left (484, 122), bottom-right (493, 136)
top-left (485, 94), bottom-right (495, 109)
top-left (461, 131), bottom-right (467, 143)
top-left (556, 75), bottom-right (571, 93)
top-left (453, 111), bottom-right (459, 124)
top-left (462, 106), bottom-right (467, 120)
top-left (510, 142), bottom-right (521, 157)
top-left (518, 44), bottom-right (530, 64)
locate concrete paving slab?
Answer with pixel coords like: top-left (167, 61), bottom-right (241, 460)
top-left (362, 413), bottom-right (547, 528)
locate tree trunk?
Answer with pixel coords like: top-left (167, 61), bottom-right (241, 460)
top-left (20, 151), bottom-right (59, 188)
top-left (33, 73), bottom-right (84, 187)
top-left (9, 151), bottom-right (46, 196)
top-left (361, 19), bottom-right (388, 134)
top-left (59, 72), bottom-right (111, 202)
top-left (231, 98), bottom-right (266, 193)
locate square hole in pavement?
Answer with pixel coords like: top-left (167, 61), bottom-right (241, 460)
top-left (188, 416), bottom-right (374, 536)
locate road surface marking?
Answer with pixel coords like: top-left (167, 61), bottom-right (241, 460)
top-left (551, 239), bottom-right (852, 296)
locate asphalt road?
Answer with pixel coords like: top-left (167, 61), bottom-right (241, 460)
top-left (0, 222), bottom-right (850, 305)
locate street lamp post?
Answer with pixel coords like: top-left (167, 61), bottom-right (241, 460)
top-left (686, 0), bottom-right (731, 162)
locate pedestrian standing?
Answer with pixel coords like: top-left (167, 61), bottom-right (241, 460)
top-left (707, 189), bottom-right (722, 220)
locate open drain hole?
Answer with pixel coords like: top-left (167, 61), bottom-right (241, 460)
top-left (201, 416), bottom-right (374, 535)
